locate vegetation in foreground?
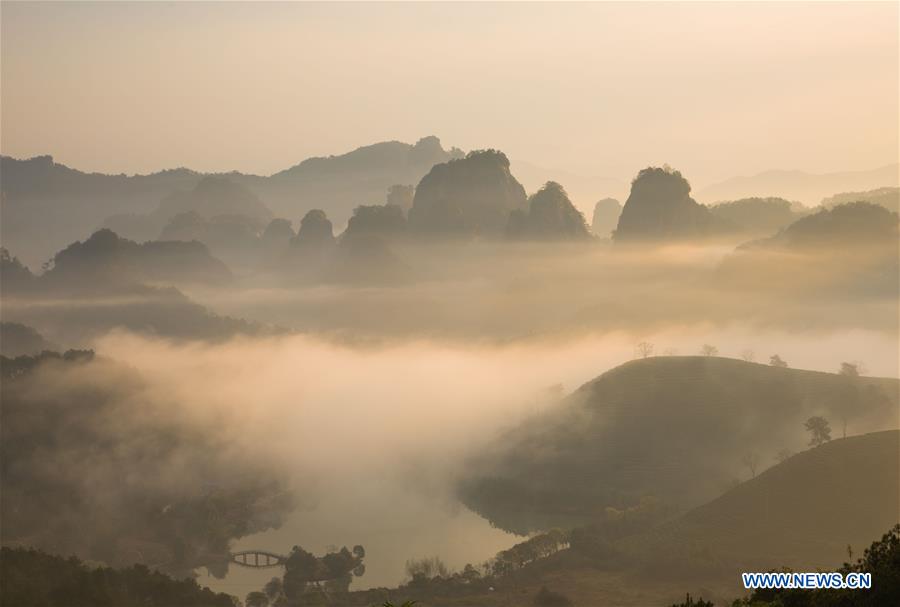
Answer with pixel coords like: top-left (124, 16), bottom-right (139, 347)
top-left (0, 547), bottom-right (235, 607)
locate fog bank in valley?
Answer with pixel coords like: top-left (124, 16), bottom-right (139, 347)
top-left (85, 326), bottom-right (899, 593)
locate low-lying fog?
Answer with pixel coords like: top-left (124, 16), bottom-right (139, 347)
top-left (92, 325), bottom-right (899, 596)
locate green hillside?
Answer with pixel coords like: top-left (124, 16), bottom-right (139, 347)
top-left (460, 356), bottom-right (898, 534)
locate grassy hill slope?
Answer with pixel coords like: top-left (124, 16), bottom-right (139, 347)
top-left (404, 432), bottom-right (900, 607)
top-left (460, 356), bottom-right (899, 534)
top-left (620, 429), bottom-right (900, 573)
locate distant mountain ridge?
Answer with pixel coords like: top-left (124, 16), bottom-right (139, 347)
top-left (1, 136), bottom-right (462, 268)
top-left (697, 163), bottom-right (899, 206)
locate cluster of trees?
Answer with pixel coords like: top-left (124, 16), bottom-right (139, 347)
top-left (729, 523), bottom-right (900, 607)
top-left (0, 547), bottom-right (235, 607)
top-left (670, 594), bottom-right (714, 607)
top-left (490, 529), bottom-right (569, 575)
top-left (250, 545), bottom-right (365, 606)
top-left (391, 530), bottom-right (569, 594)
top-left (1, 348), bottom-right (94, 379)
top-left (631, 343), bottom-right (792, 369)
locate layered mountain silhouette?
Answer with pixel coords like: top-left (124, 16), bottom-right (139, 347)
top-left (105, 176), bottom-right (273, 243)
top-left (0, 231), bottom-right (263, 345)
top-left (697, 163), bottom-right (900, 206)
top-left (709, 197), bottom-right (807, 237)
top-left (745, 201), bottom-right (899, 250)
top-left (821, 186), bottom-right (899, 213)
top-left (1, 137), bottom-right (462, 268)
top-left (719, 202), bottom-right (899, 297)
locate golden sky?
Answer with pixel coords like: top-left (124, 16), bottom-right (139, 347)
top-left (2, 1), bottom-right (898, 186)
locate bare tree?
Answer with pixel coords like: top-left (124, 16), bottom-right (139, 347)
top-left (635, 342), bottom-right (654, 359)
top-left (742, 453), bottom-right (760, 479)
top-left (740, 349), bottom-right (755, 362)
top-left (836, 362), bottom-right (863, 438)
top-left (700, 344), bottom-right (718, 357)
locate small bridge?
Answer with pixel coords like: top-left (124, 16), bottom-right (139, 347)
top-left (230, 550), bottom-right (288, 568)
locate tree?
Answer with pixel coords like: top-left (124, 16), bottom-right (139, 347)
top-left (741, 349), bottom-right (756, 362)
top-left (700, 344), bottom-right (718, 357)
top-left (263, 577), bottom-right (283, 603)
top-left (835, 363), bottom-right (863, 438)
top-left (735, 523), bottom-right (900, 607)
top-left (461, 563), bottom-right (482, 582)
top-left (770, 354), bottom-right (788, 368)
top-left (405, 556), bottom-right (450, 580)
top-left (670, 593), bottom-right (713, 607)
top-left (804, 416), bottom-right (832, 447)
top-left (635, 342), bottom-right (654, 358)
top-left (742, 453), bottom-right (760, 479)
top-left (840, 362), bottom-right (860, 377)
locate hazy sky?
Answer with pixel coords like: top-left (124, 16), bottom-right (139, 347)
top-left (2, 2), bottom-right (898, 186)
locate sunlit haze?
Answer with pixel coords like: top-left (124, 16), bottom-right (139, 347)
top-left (2, 1), bottom-right (898, 186)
